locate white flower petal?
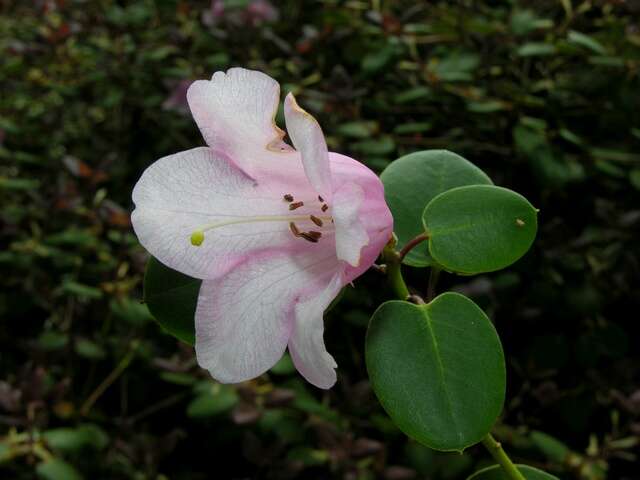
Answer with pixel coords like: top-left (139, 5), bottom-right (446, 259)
top-left (187, 68), bottom-right (292, 178)
top-left (131, 147), bottom-right (315, 280)
top-left (195, 250), bottom-right (340, 384)
top-left (332, 182), bottom-right (370, 267)
top-left (284, 93), bottom-right (332, 201)
top-left (288, 273), bottom-right (343, 389)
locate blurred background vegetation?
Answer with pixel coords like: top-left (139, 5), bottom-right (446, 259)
top-left (1, 0), bottom-right (639, 479)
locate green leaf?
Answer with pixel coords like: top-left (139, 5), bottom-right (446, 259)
top-left (336, 121), bottom-right (378, 139)
top-left (423, 185), bottom-right (538, 274)
top-left (517, 43), bottom-right (556, 57)
top-left (366, 293), bottom-right (505, 451)
top-left (467, 464), bottom-right (559, 479)
top-left (567, 30), bottom-right (606, 55)
top-left (380, 150), bottom-right (492, 267)
top-left (36, 459), bottom-right (83, 480)
top-left (61, 280), bottom-right (103, 300)
top-left (393, 122), bottom-right (432, 135)
top-left (394, 86), bottom-right (432, 104)
top-left (37, 331), bottom-right (68, 351)
top-left (352, 136), bottom-right (396, 155)
top-left (630, 169), bottom-right (640, 190)
top-left (74, 338), bottom-right (106, 359)
top-left (143, 257), bottom-right (200, 345)
top-left (186, 383), bottom-right (239, 418)
top-left (529, 431), bottom-right (570, 462)
top-left (43, 424), bottom-right (109, 452)
top-left (431, 51), bottom-right (480, 82)
top-left (109, 297), bottom-right (153, 326)
top-left (361, 42), bottom-right (399, 74)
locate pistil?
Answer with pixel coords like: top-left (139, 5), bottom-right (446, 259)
top-left (191, 213), bottom-right (332, 246)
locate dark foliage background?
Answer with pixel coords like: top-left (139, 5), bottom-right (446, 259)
top-left (1, 1), bottom-right (639, 479)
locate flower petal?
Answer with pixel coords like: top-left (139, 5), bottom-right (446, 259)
top-left (284, 93), bottom-right (332, 201)
top-left (195, 249), bottom-right (340, 384)
top-left (332, 182), bottom-right (370, 267)
top-left (288, 273), bottom-right (343, 389)
top-left (187, 68), bottom-right (292, 178)
top-left (132, 147), bottom-right (318, 280)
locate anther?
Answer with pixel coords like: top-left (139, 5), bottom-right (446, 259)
top-left (283, 194), bottom-right (294, 202)
top-left (307, 231), bottom-right (322, 240)
top-left (321, 204), bottom-right (328, 212)
top-left (289, 222), bottom-right (300, 236)
top-left (191, 230), bottom-right (205, 246)
top-left (310, 215), bottom-right (323, 227)
top-left (299, 232), bottom-right (320, 243)
top-left (289, 201), bottom-right (304, 210)
top-left (318, 195), bottom-right (324, 202)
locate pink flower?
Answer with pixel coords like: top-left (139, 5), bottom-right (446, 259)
top-left (132, 68), bottom-right (392, 389)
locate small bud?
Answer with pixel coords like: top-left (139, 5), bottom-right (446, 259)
top-left (191, 230), bottom-right (205, 246)
top-left (516, 218), bottom-right (525, 227)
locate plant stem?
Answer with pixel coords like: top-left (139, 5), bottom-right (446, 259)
top-left (80, 340), bottom-right (139, 416)
top-left (481, 434), bottom-right (526, 480)
top-left (382, 245), bottom-right (410, 300)
top-left (426, 266), bottom-right (441, 302)
top-left (398, 232), bottom-right (429, 262)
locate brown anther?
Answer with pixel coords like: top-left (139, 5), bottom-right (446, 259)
top-left (318, 195), bottom-right (324, 202)
top-left (310, 215), bottom-right (323, 227)
top-left (321, 204), bottom-right (328, 212)
top-left (306, 231), bottom-right (322, 240)
top-left (289, 201), bottom-right (304, 210)
top-left (289, 222), bottom-right (300, 236)
top-left (299, 232), bottom-right (319, 243)
top-left (283, 194), bottom-right (294, 202)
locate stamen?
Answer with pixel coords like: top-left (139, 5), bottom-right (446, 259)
top-left (318, 195), bottom-right (324, 202)
top-left (310, 215), bottom-right (323, 227)
top-left (307, 231), bottom-right (322, 240)
top-left (299, 232), bottom-right (320, 243)
top-left (289, 201), bottom-right (304, 210)
top-left (283, 194), bottom-right (294, 202)
top-left (321, 204), bottom-right (329, 212)
top-left (289, 222), bottom-right (300, 236)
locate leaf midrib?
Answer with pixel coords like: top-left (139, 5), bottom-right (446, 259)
top-left (421, 306), bottom-right (463, 442)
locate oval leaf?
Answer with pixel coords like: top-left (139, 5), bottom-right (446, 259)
top-left (36, 459), bottom-right (83, 480)
top-left (467, 464), bottom-right (559, 480)
top-left (143, 256), bottom-right (200, 345)
top-left (380, 150), bottom-right (492, 267)
top-left (423, 185), bottom-right (537, 274)
top-left (366, 293), bottom-right (505, 451)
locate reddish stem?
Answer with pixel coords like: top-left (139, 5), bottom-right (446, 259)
top-left (398, 233), bottom-right (430, 262)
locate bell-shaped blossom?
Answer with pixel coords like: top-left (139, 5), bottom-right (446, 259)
top-left (132, 68), bottom-right (392, 389)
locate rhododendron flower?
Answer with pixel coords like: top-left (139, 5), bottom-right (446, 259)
top-left (132, 68), bottom-right (392, 388)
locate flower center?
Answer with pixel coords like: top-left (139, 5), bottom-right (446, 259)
top-left (190, 193), bottom-right (333, 246)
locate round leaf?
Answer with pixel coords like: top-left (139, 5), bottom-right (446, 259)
top-left (366, 293), bottom-right (505, 451)
top-left (467, 464), bottom-right (559, 479)
top-left (143, 256), bottom-right (201, 345)
top-left (380, 150), bottom-right (492, 267)
top-left (36, 459), bottom-right (83, 480)
top-left (423, 185), bottom-right (537, 274)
